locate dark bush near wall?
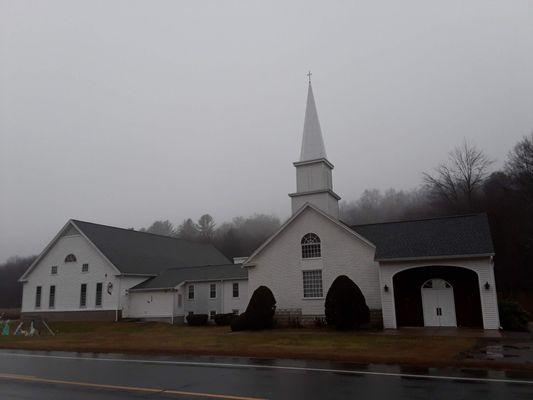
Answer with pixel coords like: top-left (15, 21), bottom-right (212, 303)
top-left (214, 313), bottom-right (238, 326)
top-left (186, 314), bottom-right (208, 326)
top-left (498, 300), bottom-right (530, 331)
top-left (231, 286), bottom-right (276, 331)
top-left (325, 275), bottom-right (370, 330)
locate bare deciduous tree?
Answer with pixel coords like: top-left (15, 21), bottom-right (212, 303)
top-left (423, 141), bottom-right (493, 211)
top-left (197, 214), bottom-right (216, 242)
top-left (506, 132), bottom-right (533, 203)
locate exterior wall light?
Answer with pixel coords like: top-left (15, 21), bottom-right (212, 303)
top-left (383, 284), bottom-right (389, 292)
top-left (484, 282), bottom-right (490, 290)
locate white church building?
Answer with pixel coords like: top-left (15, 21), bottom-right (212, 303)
top-left (20, 80), bottom-right (500, 330)
top-left (19, 220), bottom-right (248, 323)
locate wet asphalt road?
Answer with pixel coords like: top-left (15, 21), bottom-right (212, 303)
top-left (0, 350), bottom-right (532, 399)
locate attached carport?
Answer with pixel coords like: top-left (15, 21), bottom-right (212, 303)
top-left (351, 214), bottom-right (500, 330)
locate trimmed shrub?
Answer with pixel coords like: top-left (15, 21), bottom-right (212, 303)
top-left (231, 286), bottom-right (276, 331)
top-left (499, 300), bottom-right (530, 331)
top-left (186, 314), bottom-right (208, 326)
top-left (230, 314), bottom-right (248, 331)
top-left (214, 313), bottom-right (238, 326)
top-left (325, 275), bottom-right (370, 330)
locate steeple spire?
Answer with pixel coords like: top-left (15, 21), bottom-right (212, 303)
top-left (300, 79), bottom-right (327, 161)
top-left (289, 75), bottom-right (340, 219)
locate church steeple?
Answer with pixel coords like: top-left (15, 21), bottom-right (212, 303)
top-left (300, 81), bottom-right (327, 161)
top-left (289, 75), bottom-right (341, 218)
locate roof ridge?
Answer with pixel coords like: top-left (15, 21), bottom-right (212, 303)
top-left (351, 213), bottom-right (487, 228)
top-left (71, 219), bottom-right (207, 244)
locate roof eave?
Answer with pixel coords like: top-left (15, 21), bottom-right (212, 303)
top-left (129, 287), bottom-right (178, 292)
top-left (288, 188), bottom-right (341, 201)
top-left (182, 276), bottom-right (248, 284)
top-left (377, 253), bottom-right (495, 263)
top-left (293, 158), bottom-right (334, 169)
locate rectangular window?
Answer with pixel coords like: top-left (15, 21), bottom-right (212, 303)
top-left (232, 282), bottom-right (239, 298)
top-left (51, 266), bottom-right (58, 275)
top-left (80, 283), bottom-right (87, 307)
top-left (49, 285), bottom-right (56, 308)
top-left (303, 270), bottom-right (323, 298)
top-left (209, 310), bottom-right (216, 320)
top-left (95, 282), bottom-right (103, 307)
top-left (82, 263), bottom-right (89, 272)
top-left (209, 283), bottom-right (216, 299)
top-left (188, 285), bottom-right (194, 300)
top-left (35, 286), bottom-right (42, 308)
top-left (302, 243), bottom-right (321, 259)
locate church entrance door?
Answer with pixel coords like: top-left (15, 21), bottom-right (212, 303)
top-left (421, 279), bottom-right (457, 327)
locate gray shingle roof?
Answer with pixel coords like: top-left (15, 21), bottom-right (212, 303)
top-left (72, 220), bottom-right (230, 275)
top-left (351, 213), bottom-right (494, 261)
top-left (130, 263), bottom-right (247, 291)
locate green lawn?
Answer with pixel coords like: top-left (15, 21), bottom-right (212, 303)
top-left (0, 321), bottom-right (478, 367)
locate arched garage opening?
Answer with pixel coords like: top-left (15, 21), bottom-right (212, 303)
top-left (393, 266), bottom-right (482, 328)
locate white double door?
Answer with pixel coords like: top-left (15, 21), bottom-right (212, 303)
top-left (421, 279), bottom-right (457, 327)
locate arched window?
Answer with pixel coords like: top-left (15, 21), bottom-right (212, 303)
top-left (64, 254), bottom-right (77, 263)
top-left (422, 279), bottom-right (451, 289)
top-left (301, 233), bottom-right (321, 259)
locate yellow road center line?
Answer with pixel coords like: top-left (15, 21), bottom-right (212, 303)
top-left (0, 372), bottom-right (264, 400)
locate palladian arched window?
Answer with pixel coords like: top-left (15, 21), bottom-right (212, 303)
top-left (64, 254), bottom-right (77, 263)
top-left (301, 233), bottom-right (321, 259)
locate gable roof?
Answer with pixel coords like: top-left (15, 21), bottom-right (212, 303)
top-left (20, 219), bottom-right (231, 281)
top-left (70, 220), bottom-right (230, 275)
top-left (244, 203), bottom-right (375, 266)
top-left (351, 213), bottom-right (494, 262)
top-left (130, 264), bottom-right (247, 291)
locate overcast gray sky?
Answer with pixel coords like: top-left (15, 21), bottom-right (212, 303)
top-left (1, 1), bottom-right (533, 262)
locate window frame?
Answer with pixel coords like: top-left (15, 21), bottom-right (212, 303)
top-left (50, 265), bottom-right (58, 275)
top-left (302, 269), bottom-right (324, 299)
top-left (81, 263), bottom-right (89, 273)
top-left (80, 283), bottom-right (87, 308)
top-left (209, 310), bottom-right (216, 320)
top-left (35, 286), bottom-right (42, 309)
top-left (49, 285), bottom-right (56, 308)
top-left (301, 233), bottom-right (322, 259)
top-left (95, 282), bottom-right (103, 307)
top-left (232, 282), bottom-right (239, 298)
top-left (64, 254), bottom-right (77, 263)
top-left (187, 284), bottom-right (195, 300)
top-left (209, 283), bottom-right (217, 299)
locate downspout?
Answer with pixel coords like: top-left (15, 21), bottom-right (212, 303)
top-left (171, 290), bottom-right (175, 325)
top-left (220, 279), bottom-right (224, 314)
top-left (115, 275), bottom-right (122, 322)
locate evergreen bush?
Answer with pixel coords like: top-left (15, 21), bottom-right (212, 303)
top-left (325, 275), bottom-right (370, 330)
top-left (231, 286), bottom-right (276, 331)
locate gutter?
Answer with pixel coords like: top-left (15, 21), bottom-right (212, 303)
top-left (377, 253), bottom-right (495, 263)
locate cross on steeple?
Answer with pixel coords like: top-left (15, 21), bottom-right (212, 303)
top-left (307, 70), bottom-right (312, 84)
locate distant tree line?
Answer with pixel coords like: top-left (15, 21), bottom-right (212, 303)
top-left (0, 255), bottom-right (37, 309)
top-left (1, 133), bottom-right (531, 312)
top-left (139, 213), bottom-right (282, 260)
